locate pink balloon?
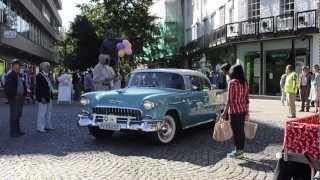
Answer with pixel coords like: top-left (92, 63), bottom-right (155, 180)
top-left (122, 39), bottom-right (130, 47)
top-left (124, 47), bottom-right (132, 55)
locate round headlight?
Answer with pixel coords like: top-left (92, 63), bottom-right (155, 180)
top-left (80, 97), bottom-right (90, 105)
top-left (143, 100), bottom-right (155, 110)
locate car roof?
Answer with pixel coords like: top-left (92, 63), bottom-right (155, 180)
top-left (131, 68), bottom-right (208, 78)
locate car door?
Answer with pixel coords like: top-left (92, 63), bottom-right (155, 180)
top-left (184, 75), bottom-right (208, 125)
top-left (198, 77), bottom-right (216, 121)
top-left (202, 77), bottom-right (225, 119)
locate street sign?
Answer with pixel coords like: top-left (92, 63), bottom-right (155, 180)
top-left (3, 30), bottom-right (17, 39)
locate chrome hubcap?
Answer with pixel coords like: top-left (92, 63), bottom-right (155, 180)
top-left (158, 118), bottom-right (175, 143)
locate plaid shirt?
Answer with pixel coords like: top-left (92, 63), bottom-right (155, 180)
top-left (227, 79), bottom-right (249, 114)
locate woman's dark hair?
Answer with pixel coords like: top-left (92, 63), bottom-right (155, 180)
top-left (229, 64), bottom-right (247, 85)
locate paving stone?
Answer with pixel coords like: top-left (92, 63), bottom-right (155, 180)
top-left (0, 99), bottom-right (310, 179)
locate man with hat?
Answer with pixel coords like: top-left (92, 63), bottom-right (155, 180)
top-left (4, 59), bottom-right (28, 137)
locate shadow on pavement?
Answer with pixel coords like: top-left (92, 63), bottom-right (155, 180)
top-left (239, 158), bottom-right (277, 172)
top-left (0, 103), bottom-right (283, 171)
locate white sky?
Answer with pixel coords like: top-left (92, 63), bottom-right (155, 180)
top-left (59, 0), bottom-right (88, 30)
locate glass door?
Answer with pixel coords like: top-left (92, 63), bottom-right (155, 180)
top-left (244, 52), bottom-right (260, 94)
top-left (265, 50), bottom-right (290, 96)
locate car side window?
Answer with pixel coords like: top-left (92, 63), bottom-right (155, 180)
top-left (190, 76), bottom-right (201, 91)
top-left (200, 77), bottom-right (211, 92)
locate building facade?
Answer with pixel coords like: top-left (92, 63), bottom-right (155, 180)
top-left (178, 0), bottom-right (320, 96)
top-left (149, 0), bottom-right (185, 67)
top-left (0, 0), bottom-right (62, 75)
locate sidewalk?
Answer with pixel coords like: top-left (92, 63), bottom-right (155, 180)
top-left (250, 98), bottom-right (314, 124)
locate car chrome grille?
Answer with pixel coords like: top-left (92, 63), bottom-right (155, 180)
top-left (92, 107), bottom-right (142, 120)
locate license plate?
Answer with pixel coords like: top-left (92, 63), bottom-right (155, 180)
top-left (99, 115), bottom-right (120, 131)
top-left (104, 115), bottom-right (117, 123)
top-left (99, 122), bottom-right (121, 131)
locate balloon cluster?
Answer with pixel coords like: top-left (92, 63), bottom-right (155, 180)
top-left (116, 39), bottom-right (132, 58)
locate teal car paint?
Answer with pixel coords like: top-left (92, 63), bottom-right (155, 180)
top-left (78, 69), bottom-right (225, 144)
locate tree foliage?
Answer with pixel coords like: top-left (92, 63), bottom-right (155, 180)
top-left (59, 0), bottom-right (164, 70)
top-left (60, 15), bottom-right (100, 70)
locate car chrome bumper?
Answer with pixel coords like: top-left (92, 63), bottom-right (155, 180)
top-left (78, 114), bottom-right (162, 132)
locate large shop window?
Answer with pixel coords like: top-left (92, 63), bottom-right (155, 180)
top-left (280, 0), bottom-right (294, 15)
top-left (248, 0), bottom-right (260, 19)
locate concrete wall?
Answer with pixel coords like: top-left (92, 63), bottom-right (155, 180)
top-left (0, 26), bottom-right (55, 62)
top-left (311, 34), bottom-right (320, 65)
top-left (184, 0), bottom-right (238, 44)
top-left (17, 0), bottom-right (61, 41)
top-left (236, 42), bottom-right (260, 67)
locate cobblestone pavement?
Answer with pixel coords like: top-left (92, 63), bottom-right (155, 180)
top-left (0, 99), bottom-right (312, 180)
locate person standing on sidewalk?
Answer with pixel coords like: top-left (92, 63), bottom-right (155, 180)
top-left (299, 66), bottom-right (311, 112)
top-left (222, 64), bottom-right (249, 159)
top-left (4, 59), bottom-right (28, 138)
top-left (309, 64), bottom-right (320, 113)
top-left (93, 55), bottom-right (114, 91)
top-left (220, 63), bottom-right (231, 89)
top-left (72, 71), bottom-right (81, 101)
top-left (84, 70), bottom-right (94, 92)
top-left (284, 65), bottom-right (298, 118)
top-left (36, 62), bottom-right (54, 133)
top-left (280, 73), bottom-right (287, 106)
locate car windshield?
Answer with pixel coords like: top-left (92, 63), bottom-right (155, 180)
top-left (128, 72), bottom-right (185, 90)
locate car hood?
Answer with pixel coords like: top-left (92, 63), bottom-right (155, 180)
top-left (85, 87), bottom-right (181, 108)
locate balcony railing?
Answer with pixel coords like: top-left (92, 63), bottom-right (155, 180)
top-left (276, 13), bottom-right (294, 32)
top-left (242, 20), bottom-right (257, 36)
top-left (185, 9), bottom-right (319, 54)
top-left (259, 16), bottom-right (274, 34)
top-left (297, 10), bottom-right (317, 31)
top-left (227, 22), bottom-right (241, 39)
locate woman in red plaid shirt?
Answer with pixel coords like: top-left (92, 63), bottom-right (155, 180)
top-left (222, 64), bottom-right (249, 158)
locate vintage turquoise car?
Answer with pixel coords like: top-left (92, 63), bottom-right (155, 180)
top-left (78, 69), bottom-right (225, 144)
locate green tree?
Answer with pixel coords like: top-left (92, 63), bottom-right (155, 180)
top-left (60, 15), bottom-right (100, 70)
top-left (59, 0), bottom-right (164, 70)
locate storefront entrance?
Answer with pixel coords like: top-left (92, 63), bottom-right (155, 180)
top-left (244, 52), bottom-right (261, 94)
top-left (265, 50), bottom-right (290, 96)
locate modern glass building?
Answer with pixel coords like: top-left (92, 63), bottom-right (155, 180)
top-left (0, 0), bottom-right (62, 71)
top-left (0, 0), bottom-right (62, 96)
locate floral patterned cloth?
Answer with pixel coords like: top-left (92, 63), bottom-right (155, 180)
top-left (284, 114), bottom-right (320, 159)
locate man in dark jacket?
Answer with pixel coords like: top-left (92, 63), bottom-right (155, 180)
top-left (4, 59), bottom-right (27, 137)
top-left (299, 66), bottom-right (312, 112)
top-left (36, 62), bottom-right (54, 133)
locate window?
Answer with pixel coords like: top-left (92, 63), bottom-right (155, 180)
top-left (219, 6), bottom-right (225, 26)
top-left (280, 0), bottom-right (294, 15)
top-left (203, 18), bottom-right (209, 35)
top-left (196, 22), bottom-right (201, 38)
top-left (248, 0), bottom-right (260, 19)
top-left (211, 12), bottom-right (216, 30)
top-left (42, 4), bottom-right (51, 23)
top-left (200, 77), bottom-right (211, 91)
top-left (186, 28), bottom-right (192, 43)
top-left (229, 7), bottom-right (234, 23)
top-left (188, 76), bottom-right (211, 91)
top-left (128, 72), bottom-right (185, 90)
top-left (192, 25), bottom-right (197, 40)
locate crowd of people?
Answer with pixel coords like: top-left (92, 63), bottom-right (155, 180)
top-left (2, 54), bottom-right (123, 138)
top-left (281, 64), bottom-right (320, 118)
